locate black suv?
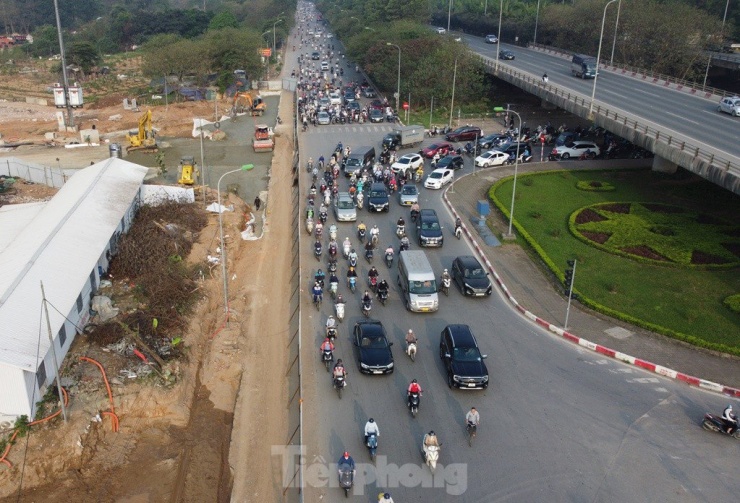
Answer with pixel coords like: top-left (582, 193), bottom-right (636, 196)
top-left (439, 324), bottom-right (489, 389)
top-left (436, 154), bottom-right (465, 171)
top-left (353, 320), bottom-right (394, 374)
top-left (451, 256), bottom-right (492, 297)
top-left (445, 125), bottom-right (482, 142)
top-left (367, 182), bottom-right (390, 212)
top-left (477, 133), bottom-right (509, 150)
top-left (311, 51), bottom-right (321, 60)
top-left (417, 209), bottom-right (443, 247)
top-left (497, 141), bottom-right (531, 157)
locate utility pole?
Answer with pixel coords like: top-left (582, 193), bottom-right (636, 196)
top-left (52, 0), bottom-right (74, 128)
top-left (564, 260), bottom-right (577, 330)
top-left (40, 282), bottom-right (68, 422)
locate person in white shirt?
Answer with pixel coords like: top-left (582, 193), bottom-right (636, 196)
top-left (364, 418), bottom-right (379, 443)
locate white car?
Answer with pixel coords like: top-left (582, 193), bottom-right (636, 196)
top-left (391, 153), bottom-right (424, 176)
top-left (424, 168), bottom-right (454, 189)
top-left (321, 61), bottom-right (330, 71)
top-left (718, 96), bottom-right (740, 117)
top-left (436, 27), bottom-right (446, 34)
top-left (551, 141), bottom-right (601, 159)
top-left (474, 150), bottom-right (509, 167)
top-left (329, 92), bottom-right (342, 105)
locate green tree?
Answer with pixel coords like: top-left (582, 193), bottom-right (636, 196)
top-left (27, 24), bottom-right (58, 58)
top-left (209, 11), bottom-right (239, 31)
top-left (66, 41), bottom-right (102, 74)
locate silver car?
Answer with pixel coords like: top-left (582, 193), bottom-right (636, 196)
top-left (317, 111), bottom-right (331, 125)
top-left (718, 96), bottom-right (740, 117)
top-left (334, 192), bottom-right (357, 222)
top-left (398, 184), bottom-right (419, 206)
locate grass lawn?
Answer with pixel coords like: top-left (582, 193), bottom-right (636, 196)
top-left (490, 168), bottom-right (740, 355)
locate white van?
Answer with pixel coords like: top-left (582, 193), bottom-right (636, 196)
top-left (397, 250), bottom-right (439, 312)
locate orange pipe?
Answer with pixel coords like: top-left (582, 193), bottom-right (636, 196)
top-left (0, 386), bottom-right (69, 468)
top-left (79, 357), bottom-right (119, 432)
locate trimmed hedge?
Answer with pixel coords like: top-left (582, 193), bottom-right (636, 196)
top-left (725, 294), bottom-right (740, 314)
top-left (576, 180), bottom-right (615, 191)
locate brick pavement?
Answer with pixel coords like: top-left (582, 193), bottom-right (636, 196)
top-left (444, 159), bottom-right (740, 396)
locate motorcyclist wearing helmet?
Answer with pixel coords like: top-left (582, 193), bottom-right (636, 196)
top-left (397, 217), bottom-right (405, 228)
top-left (338, 450), bottom-right (355, 471)
top-left (315, 268), bottom-right (325, 287)
top-left (722, 404), bottom-right (737, 434)
top-left (399, 235), bottom-right (410, 252)
top-left (320, 337), bottom-right (335, 353)
top-left (441, 268), bottom-right (451, 284)
top-left (407, 379), bottom-right (422, 407)
top-left (362, 290), bottom-right (373, 306)
top-left (348, 248), bottom-right (358, 264)
top-left (312, 281), bottom-right (323, 303)
top-left (357, 221), bottom-right (366, 234)
top-left (365, 239), bottom-right (374, 255)
top-left (370, 224), bottom-right (380, 241)
top-left (364, 418), bottom-right (379, 444)
top-left (368, 266), bottom-right (379, 280)
top-left (422, 430), bottom-right (439, 460)
top-left (333, 358), bottom-right (347, 379)
top-left (326, 315), bottom-right (337, 331)
top-left (377, 279), bottom-right (389, 297)
top-left (405, 329), bottom-right (418, 346)
top-left (379, 493), bottom-right (394, 503)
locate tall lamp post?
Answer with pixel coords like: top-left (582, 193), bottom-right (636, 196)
top-left (217, 164), bottom-right (254, 322)
top-left (449, 57), bottom-right (458, 128)
top-left (504, 108), bottom-right (522, 238)
top-left (387, 43), bottom-right (401, 114)
top-left (609, 0), bottom-right (622, 66)
top-left (533, 0), bottom-right (541, 46)
top-left (494, 0), bottom-right (503, 72)
top-left (588, 0), bottom-right (618, 120)
top-left (273, 17), bottom-right (284, 71)
top-left (261, 30), bottom-right (272, 81)
top-left (703, 0), bottom-right (730, 87)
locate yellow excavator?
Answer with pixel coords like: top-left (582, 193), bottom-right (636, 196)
top-left (232, 91), bottom-right (266, 116)
top-left (178, 156), bottom-right (199, 185)
top-left (126, 109), bottom-right (158, 152)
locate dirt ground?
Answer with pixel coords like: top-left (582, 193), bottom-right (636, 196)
top-left (0, 82), bottom-right (293, 501)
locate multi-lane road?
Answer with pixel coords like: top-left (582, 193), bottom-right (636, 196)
top-left (290, 12), bottom-right (738, 502)
top-left (463, 35), bottom-right (740, 169)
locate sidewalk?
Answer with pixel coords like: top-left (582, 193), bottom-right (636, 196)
top-left (444, 160), bottom-right (740, 396)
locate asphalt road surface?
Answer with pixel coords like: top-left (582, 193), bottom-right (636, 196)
top-left (292, 13), bottom-right (738, 503)
top-left (463, 35), bottom-right (740, 166)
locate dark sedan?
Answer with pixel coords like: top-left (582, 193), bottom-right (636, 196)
top-left (436, 154), bottom-right (465, 171)
top-left (369, 108), bottom-right (384, 123)
top-left (499, 50), bottom-right (515, 60)
top-left (451, 255), bottom-right (492, 296)
top-left (353, 320), bottom-right (394, 374)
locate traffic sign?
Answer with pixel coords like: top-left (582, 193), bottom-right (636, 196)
top-left (402, 102), bottom-right (409, 110)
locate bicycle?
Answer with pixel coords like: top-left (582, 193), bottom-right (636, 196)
top-left (466, 422), bottom-right (477, 447)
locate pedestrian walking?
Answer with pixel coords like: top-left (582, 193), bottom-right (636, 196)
top-left (254, 196), bottom-right (261, 210)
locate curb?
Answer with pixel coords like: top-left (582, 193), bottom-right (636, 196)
top-left (442, 176), bottom-right (740, 399)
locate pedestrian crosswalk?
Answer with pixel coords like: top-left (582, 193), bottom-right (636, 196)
top-left (303, 124), bottom-right (396, 134)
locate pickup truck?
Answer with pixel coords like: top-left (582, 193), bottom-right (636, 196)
top-left (382, 125), bottom-right (425, 150)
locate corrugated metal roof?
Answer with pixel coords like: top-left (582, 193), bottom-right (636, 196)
top-left (0, 158), bottom-right (147, 370)
top-left (0, 202), bottom-right (47, 253)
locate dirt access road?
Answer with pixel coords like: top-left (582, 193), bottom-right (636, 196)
top-left (0, 101), bottom-right (294, 502)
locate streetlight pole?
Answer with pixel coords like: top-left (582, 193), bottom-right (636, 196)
top-left (703, 0), bottom-right (730, 87)
top-left (217, 164), bottom-right (254, 323)
top-left (387, 43), bottom-right (401, 114)
top-left (52, 0), bottom-right (74, 128)
top-left (449, 57), bottom-right (458, 128)
top-left (588, 0), bottom-right (618, 120)
top-left (447, 0), bottom-right (453, 33)
top-left (494, 0), bottom-right (503, 72)
top-left (533, 0), bottom-right (541, 46)
top-left (505, 108), bottom-right (522, 238)
top-left (273, 18), bottom-right (284, 70)
top-left (609, 0), bottom-right (622, 66)
top-left (484, 0), bottom-right (488, 16)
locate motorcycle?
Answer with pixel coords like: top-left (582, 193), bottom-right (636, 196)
top-left (326, 325), bottom-right (337, 341)
top-left (333, 374), bottom-right (346, 399)
top-left (314, 242), bottom-right (323, 261)
top-left (366, 432), bottom-right (378, 463)
top-left (408, 391), bottom-right (420, 417)
top-left (702, 413), bottom-right (740, 438)
top-left (329, 242), bottom-right (338, 259)
top-left (369, 275), bottom-right (378, 292)
top-left (406, 340), bottom-right (417, 361)
top-left (335, 299), bottom-right (345, 322)
top-left (328, 259), bottom-right (337, 275)
top-left (365, 247), bottom-right (374, 263)
top-left (319, 210), bottom-right (328, 225)
top-left (370, 233), bottom-right (379, 248)
top-left (356, 192), bottom-right (364, 209)
top-left (348, 276), bottom-right (357, 292)
top-left (348, 253), bottom-right (358, 268)
top-left (361, 299), bottom-right (372, 317)
top-left (410, 209), bottom-right (419, 223)
top-left (322, 348), bottom-right (334, 372)
top-left (306, 218), bottom-right (314, 235)
top-left (385, 250), bottom-right (394, 268)
top-left (338, 462), bottom-right (354, 496)
top-left (398, 238), bottom-right (410, 253)
top-left (396, 224), bottom-right (406, 238)
top-left (358, 227), bottom-right (366, 242)
top-left (440, 275), bottom-right (450, 296)
top-left (423, 443), bottom-right (441, 473)
top-left (329, 280), bottom-right (338, 299)
top-left (454, 224), bottom-right (462, 240)
top-left (377, 288), bottom-right (388, 306)
top-left (342, 241), bottom-right (351, 259)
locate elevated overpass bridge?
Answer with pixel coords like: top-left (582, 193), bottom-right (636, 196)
top-left (465, 37), bottom-right (740, 195)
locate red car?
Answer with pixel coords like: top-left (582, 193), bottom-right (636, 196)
top-left (421, 142), bottom-right (453, 159)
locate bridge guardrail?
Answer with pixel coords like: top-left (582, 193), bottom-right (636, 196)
top-left (476, 54), bottom-right (740, 179)
top-left (528, 43), bottom-right (735, 100)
